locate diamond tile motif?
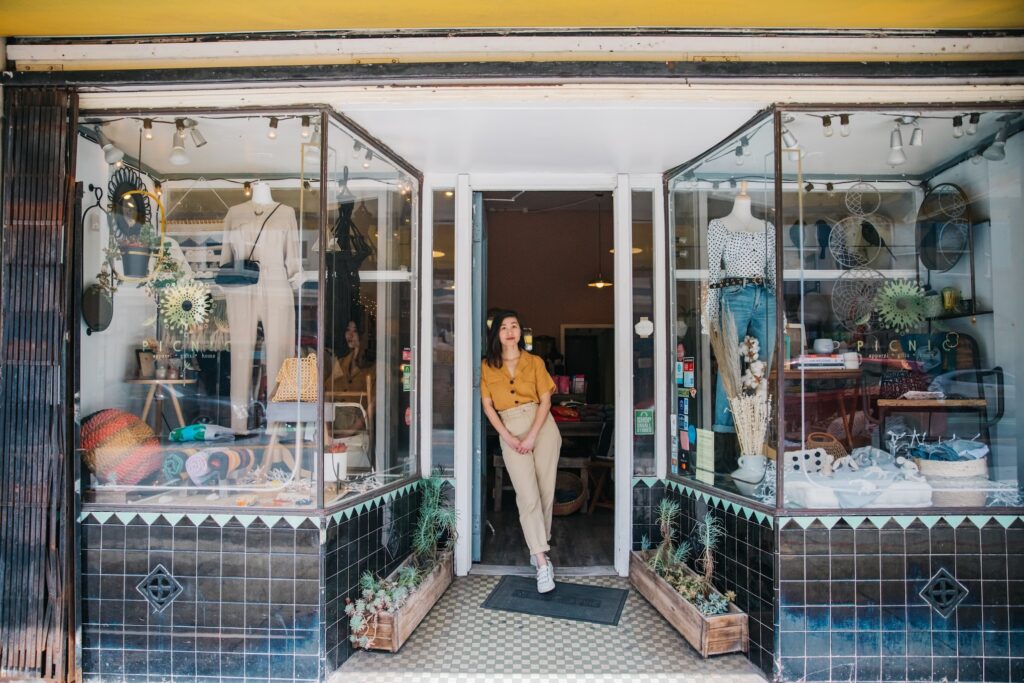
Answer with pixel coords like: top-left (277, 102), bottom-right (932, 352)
top-left (136, 564), bottom-right (183, 613)
top-left (919, 567), bottom-right (968, 619)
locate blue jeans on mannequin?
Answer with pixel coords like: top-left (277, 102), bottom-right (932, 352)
top-left (712, 284), bottom-right (776, 433)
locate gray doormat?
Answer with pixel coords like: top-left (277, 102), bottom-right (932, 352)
top-left (481, 574), bottom-right (628, 625)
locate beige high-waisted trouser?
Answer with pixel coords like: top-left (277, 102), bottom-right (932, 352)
top-left (497, 403), bottom-right (562, 555)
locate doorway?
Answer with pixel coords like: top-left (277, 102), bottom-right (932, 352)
top-left (473, 190), bottom-right (617, 570)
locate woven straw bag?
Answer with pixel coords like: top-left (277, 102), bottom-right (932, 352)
top-left (272, 353), bottom-right (319, 402)
top-left (806, 431), bottom-right (848, 461)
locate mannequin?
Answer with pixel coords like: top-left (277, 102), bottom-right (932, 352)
top-left (706, 180), bottom-right (777, 434)
top-left (220, 182), bottom-right (300, 433)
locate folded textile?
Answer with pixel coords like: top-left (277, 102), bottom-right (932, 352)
top-left (910, 440), bottom-right (988, 461)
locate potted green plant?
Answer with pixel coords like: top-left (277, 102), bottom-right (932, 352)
top-left (346, 470), bottom-right (457, 652)
top-left (629, 499), bottom-right (748, 658)
top-left (120, 221), bottom-right (160, 278)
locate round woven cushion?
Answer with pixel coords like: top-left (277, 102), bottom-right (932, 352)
top-left (81, 409), bottom-right (163, 485)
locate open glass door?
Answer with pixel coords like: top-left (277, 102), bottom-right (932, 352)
top-left (470, 191), bottom-right (488, 561)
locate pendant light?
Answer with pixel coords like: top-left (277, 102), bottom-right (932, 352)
top-left (587, 194), bottom-right (612, 289)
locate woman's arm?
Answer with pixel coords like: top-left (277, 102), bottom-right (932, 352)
top-left (482, 396), bottom-right (523, 452)
top-left (517, 391), bottom-right (552, 454)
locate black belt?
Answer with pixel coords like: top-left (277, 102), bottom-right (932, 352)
top-left (709, 276), bottom-right (765, 289)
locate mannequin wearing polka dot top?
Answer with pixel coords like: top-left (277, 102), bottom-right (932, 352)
top-left (706, 181), bottom-right (777, 433)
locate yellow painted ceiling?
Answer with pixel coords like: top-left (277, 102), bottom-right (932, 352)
top-left (2, 0), bottom-right (1023, 37)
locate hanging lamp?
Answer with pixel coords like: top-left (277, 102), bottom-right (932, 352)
top-left (587, 194), bottom-right (612, 288)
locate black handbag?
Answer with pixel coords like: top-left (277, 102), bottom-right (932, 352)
top-left (215, 203), bottom-right (281, 287)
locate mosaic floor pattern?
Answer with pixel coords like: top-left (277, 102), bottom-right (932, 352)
top-left (335, 574), bottom-right (767, 682)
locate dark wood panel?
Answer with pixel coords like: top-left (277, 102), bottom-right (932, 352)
top-left (0, 87), bottom-right (76, 682)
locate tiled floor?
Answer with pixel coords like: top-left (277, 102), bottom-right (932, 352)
top-left (335, 574), bottom-right (768, 682)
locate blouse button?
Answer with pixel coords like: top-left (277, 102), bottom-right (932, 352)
top-left (510, 389), bottom-right (515, 394)
top-left (509, 379), bottom-right (514, 384)
top-left (514, 400), bottom-right (519, 404)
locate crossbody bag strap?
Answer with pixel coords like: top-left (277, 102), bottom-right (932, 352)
top-left (246, 202), bottom-right (282, 261)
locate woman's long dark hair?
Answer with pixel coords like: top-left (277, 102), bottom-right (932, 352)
top-left (485, 309), bottom-right (525, 368)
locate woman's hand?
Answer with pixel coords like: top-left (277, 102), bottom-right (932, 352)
top-left (501, 432), bottom-right (523, 452)
top-left (517, 433), bottom-right (537, 454)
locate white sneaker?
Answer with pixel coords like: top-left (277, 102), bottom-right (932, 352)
top-left (529, 553), bottom-right (551, 570)
top-left (536, 563), bottom-right (555, 593)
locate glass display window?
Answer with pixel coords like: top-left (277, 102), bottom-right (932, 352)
top-left (780, 106), bottom-right (1023, 511)
top-left (76, 109), bottom-right (420, 510)
top-left (667, 111), bottom-right (779, 505)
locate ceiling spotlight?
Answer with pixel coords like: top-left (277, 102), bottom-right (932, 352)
top-left (169, 121), bottom-right (189, 166)
top-left (734, 147), bottom-right (744, 165)
top-left (804, 182), bottom-right (815, 192)
top-left (982, 126), bottom-right (1008, 161)
top-left (887, 125), bottom-right (907, 166)
top-left (300, 115), bottom-right (311, 139)
top-left (187, 120), bottom-right (207, 148)
top-left (966, 113), bottom-right (980, 136)
top-left (728, 179), bottom-right (737, 189)
top-left (95, 127), bottom-right (125, 167)
top-left (143, 118), bottom-right (154, 140)
top-left (303, 180), bottom-right (312, 191)
top-left (304, 125), bottom-right (322, 165)
top-left (740, 135), bottom-right (752, 156)
top-left (243, 181), bottom-right (252, 197)
top-left (909, 125), bottom-right (924, 147)
top-left (825, 182), bottom-right (835, 195)
top-left (781, 127), bottom-right (798, 149)
top-left (363, 149), bottom-right (373, 169)
top-left (822, 115), bottom-right (834, 137)
top-left (267, 116), bottom-right (279, 140)
top-left (154, 181), bottom-right (162, 198)
top-left (952, 115), bottom-right (965, 138)
top-left (839, 114), bottom-right (851, 137)
top-left (444, 190), bottom-right (454, 198)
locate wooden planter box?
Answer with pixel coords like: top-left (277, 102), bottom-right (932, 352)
top-left (629, 551), bottom-right (747, 658)
top-left (357, 550), bottom-right (454, 653)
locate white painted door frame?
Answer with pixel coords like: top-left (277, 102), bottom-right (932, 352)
top-left (431, 172), bottom-right (668, 577)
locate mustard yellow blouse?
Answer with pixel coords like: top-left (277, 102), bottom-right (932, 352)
top-left (480, 351), bottom-right (556, 412)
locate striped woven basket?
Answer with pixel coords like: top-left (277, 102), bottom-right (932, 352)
top-left (81, 409), bottom-right (163, 485)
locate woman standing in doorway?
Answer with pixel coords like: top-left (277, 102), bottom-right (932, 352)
top-left (481, 310), bottom-right (562, 593)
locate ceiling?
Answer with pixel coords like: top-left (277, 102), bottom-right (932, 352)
top-left (4, 0), bottom-right (1023, 36)
top-left (684, 108), bottom-right (1023, 181)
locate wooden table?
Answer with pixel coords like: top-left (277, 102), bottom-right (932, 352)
top-left (126, 378), bottom-right (196, 433)
top-left (774, 367), bottom-right (863, 450)
top-left (877, 398), bottom-right (988, 441)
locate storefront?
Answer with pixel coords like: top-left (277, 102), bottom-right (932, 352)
top-left (2, 22), bottom-right (1023, 683)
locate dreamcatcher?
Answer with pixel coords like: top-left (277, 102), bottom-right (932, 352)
top-left (844, 182), bottom-right (881, 217)
top-left (828, 213), bottom-right (895, 269)
top-left (831, 268), bottom-right (885, 332)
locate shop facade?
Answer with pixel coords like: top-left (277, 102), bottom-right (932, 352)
top-left (1, 30), bottom-right (1023, 683)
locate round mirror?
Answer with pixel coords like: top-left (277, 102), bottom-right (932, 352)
top-left (82, 284), bottom-right (113, 334)
top-left (917, 183), bottom-right (970, 273)
top-left (107, 167), bottom-right (151, 241)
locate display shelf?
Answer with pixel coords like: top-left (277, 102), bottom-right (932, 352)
top-left (926, 309), bottom-right (992, 322)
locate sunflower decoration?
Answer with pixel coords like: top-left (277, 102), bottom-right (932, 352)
top-left (160, 279), bottom-right (212, 332)
top-left (875, 279), bottom-right (926, 333)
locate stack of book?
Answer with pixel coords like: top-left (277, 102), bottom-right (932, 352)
top-left (790, 354), bottom-right (846, 369)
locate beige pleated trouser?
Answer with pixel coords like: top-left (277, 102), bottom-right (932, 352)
top-left (497, 403), bottom-right (562, 555)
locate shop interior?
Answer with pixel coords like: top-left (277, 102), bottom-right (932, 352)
top-left (75, 111), bottom-right (417, 510)
top-left (476, 191), bottom-right (626, 568)
top-left (671, 107), bottom-right (1022, 510)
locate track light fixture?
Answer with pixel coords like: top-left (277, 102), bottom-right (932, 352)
top-left (825, 182), bottom-right (835, 195)
top-left (734, 147), bottom-right (744, 165)
top-left (243, 181), bottom-right (252, 198)
top-left (154, 181), bottom-right (162, 198)
top-left (982, 126), bottom-right (1008, 161)
top-left (363, 148), bottom-right (373, 169)
top-left (822, 115), bottom-right (833, 137)
top-left (782, 127), bottom-right (800, 161)
top-left (300, 115), bottom-right (311, 139)
top-left (804, 182), bottom-right (814, 192)
top-left (143, 118), bottom-right (154, 140)
top-left (739, 135), bottom-right (751, 156)
top-left (839, 114), bottom-right (851, 137)
top-left (966, 113), bottom-right (980, 136)
top-left (95, 127), bottom-right (125, 167)
top-left (952, 115), bottom-right (964, 138)
top-left (909, 125), bottom-right (924, 147)
top-left (887, 125), bottom-right (907, 166)
top-left (267, 116), bottom-right (279, 140)
top-left (187, 119), bottom-right (207, 148)
top-left (169, 119), bottom-right (189, 166)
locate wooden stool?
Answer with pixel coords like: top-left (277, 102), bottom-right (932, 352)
top-left (588, 458), bottom-right (614, 514)
top-left (492, 454), bottom-right (591, 512)
top-left (126, 378), bottom-right (196, 434)
top-left (492, 453), bottom-right (516, 512)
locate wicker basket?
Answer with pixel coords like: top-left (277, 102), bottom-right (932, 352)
top-left (272, 353), bottom-right (319, 402)
top-left (552, 470), bottom-right (585, 516)
top-left (806, 432), bottom-right (848, 461)
top-left (914, 455), bottom-right (988, 479)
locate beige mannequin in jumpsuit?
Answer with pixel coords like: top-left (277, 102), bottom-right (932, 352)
top-left (219, 181), bottom-right (301, 433)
